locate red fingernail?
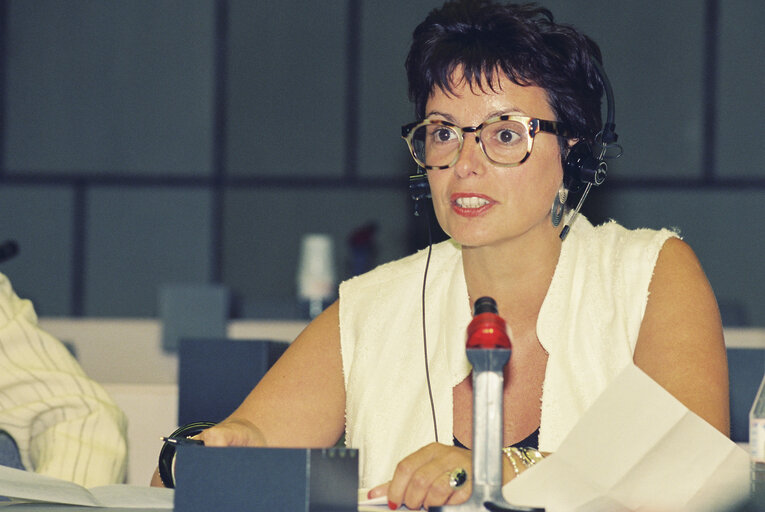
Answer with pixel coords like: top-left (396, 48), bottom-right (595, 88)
top-left (388, 500), bottom-right (398, 510)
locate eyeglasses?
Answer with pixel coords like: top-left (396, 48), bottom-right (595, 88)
top-left (401, 115), bottom-right (573, 170)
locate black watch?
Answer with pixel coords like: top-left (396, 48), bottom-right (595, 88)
top-left (158, 421), bottom-right (216, 488)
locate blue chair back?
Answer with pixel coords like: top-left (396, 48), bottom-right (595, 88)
top-left (159, 284), bottom-right (230, 352)
top-left (0, 431), bottom-right (23, 470)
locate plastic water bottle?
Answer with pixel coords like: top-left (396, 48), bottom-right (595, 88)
top-left (750, 373), bottom-right (765, 504)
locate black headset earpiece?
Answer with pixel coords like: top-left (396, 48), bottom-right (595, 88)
top-left (559, 58), bottom-right (619, 240)
top-left (409, 167), bottom-right (431, 216)
top-left (562, 59), bottom-right (616, 191)
top-left (563, 140), bottom-right (608, 191)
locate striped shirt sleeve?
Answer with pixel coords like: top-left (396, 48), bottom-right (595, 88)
top-left (0, 273), bottom-right (127, 487)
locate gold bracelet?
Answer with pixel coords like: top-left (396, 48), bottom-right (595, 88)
top-left (518, 446), bottom-right (544, 467)
top-left (502, 446), bottom-right (522, 478)
top-left (503, 446), bottom-right (544, 480)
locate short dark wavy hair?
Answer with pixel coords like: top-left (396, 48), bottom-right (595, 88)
top-left (406, 0), bottom-right (605, 143)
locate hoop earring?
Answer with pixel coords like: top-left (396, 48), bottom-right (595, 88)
top-left (551, 184), bottom-right (568, 228)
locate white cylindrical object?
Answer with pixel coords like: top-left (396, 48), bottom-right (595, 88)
top-left (297, 234), bottom-right (336, 303)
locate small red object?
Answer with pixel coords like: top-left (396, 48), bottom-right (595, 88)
top-left (466, 312), bottom-right (511, 349)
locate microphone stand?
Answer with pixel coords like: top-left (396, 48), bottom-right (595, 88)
top-left (431, 297), bottom-right (543, 512)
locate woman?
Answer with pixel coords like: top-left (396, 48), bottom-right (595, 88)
top-left (156, 1), bottom-right (729, 509)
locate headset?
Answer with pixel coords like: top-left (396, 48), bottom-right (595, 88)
top-left (408, 58), bottom-right (620, 240)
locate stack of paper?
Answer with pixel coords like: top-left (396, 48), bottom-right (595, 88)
top-left (504, 364), bottom-right (750, 511)
top-left (0, 465), bottom-right (173, 508)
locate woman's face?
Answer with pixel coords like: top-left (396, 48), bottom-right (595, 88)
top-left (425, 73), bottom-right (564, 250)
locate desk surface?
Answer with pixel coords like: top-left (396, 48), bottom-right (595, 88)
top-left (0, 506), bottom-right (168, 512)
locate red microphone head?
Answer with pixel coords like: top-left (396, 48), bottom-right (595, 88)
top-left (466, 297), bottom-right (511, 349)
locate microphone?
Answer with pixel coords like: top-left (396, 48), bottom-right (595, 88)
top-left (466, 296), bottom-right (511, 349)
top-left (435, 297), bottom-right (521, 511)
top-left (0, 240), bottom-right (19, 263)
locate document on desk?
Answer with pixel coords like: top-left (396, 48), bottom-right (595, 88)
top-left (0, 465), bottom-right (173, 508)
top-left (503, 364), bottom-right (750, 512)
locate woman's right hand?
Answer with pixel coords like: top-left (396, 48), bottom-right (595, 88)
top-left (197, 417), bottom-right (267, 447)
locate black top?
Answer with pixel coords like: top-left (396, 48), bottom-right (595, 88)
top-left (453, 426), bottom-right (539, 450)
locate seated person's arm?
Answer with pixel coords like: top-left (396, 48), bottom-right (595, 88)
top-left (633, 238), bottom-right (730, 435)
top-left (151, 300), bottom-right (346, 486)
top-left (169, 300), bottom-right (346, 449)
top-left (202, 300), bottom-right (346, 448)
top-left (0, 274), bottom-right (127, 486)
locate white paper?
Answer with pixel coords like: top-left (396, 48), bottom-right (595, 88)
top-left (0, 465), bottom-right (173, 508)
top-left (503, 364), bottom-right (751, 512)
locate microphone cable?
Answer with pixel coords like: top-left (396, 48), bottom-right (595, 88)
top-left (420, 204), bottom-right (439, 443)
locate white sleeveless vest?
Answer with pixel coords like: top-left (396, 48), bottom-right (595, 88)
top-left (339, 217), bottom-right (677, 488)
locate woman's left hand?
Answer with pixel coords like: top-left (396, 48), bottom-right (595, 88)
top-left (367, 442), bottom-right (473, 510)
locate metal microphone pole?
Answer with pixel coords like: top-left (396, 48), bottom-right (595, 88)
top-left (431, 296), bottom-right (543, 512)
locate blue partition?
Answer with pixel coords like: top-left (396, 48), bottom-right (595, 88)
top-left (177, 338), bottom-right (288, 426)
top-left (727, 347), bottom-right (765, 442)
